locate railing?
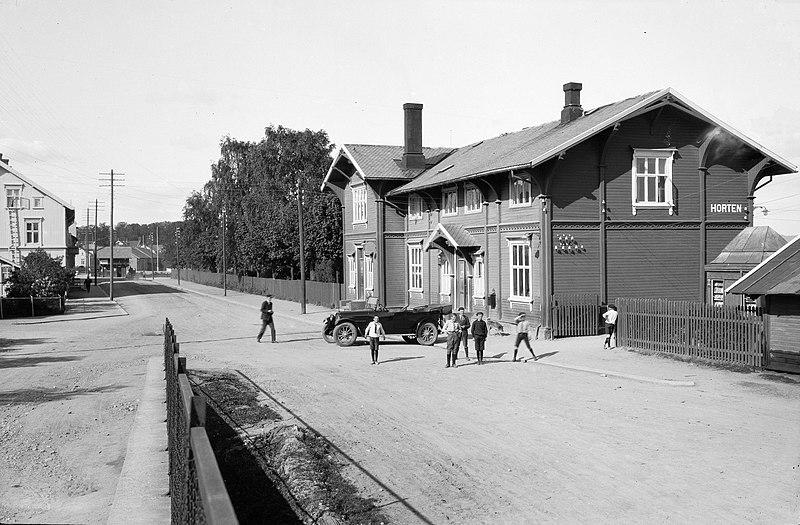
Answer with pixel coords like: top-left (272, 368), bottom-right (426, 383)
top-left (172, 269), bottom-right (344, 308)
top-left (552, 293), bottom-right (601, 337)
top-left (165, 318), bottom-right (239, 524)
top-left (615, 298), bottom-right (765, 368)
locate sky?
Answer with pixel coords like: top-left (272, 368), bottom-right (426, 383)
top-left (0, 0), bottom-right (799, 235)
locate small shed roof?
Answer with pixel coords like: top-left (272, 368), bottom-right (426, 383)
top-left (707, 226), bottom-right (787, 268)
top-left (726, 235), bottom-right (800, 296)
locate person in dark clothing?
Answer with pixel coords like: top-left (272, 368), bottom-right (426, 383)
top-left (257, 293), bottom-right (276, 343)
top-left (455, 306), bottom-right (471, 360)
top-left (84, 275), bottom-right (91, 293)
top-left (470, 311), bottom-right (488, 364)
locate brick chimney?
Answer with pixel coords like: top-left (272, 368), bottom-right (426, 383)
top-left (0, 153), bottom-right (7, 165)
top-left (560, 82), bottom-right (583, 124)
top-left (401, 103), bottom-right (425, 169)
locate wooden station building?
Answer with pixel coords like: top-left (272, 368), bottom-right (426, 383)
top-left (322, 83), bottom-right (797, 334)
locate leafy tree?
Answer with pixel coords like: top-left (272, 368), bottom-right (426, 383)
top-left (5, 249), bottom-right (75, 297)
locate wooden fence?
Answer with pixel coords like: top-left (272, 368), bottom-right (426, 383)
top-left (552, 293), bottom-right (602, 337)
top-left (0, 295), bottom-right (65, 319)
top-left (173, 269), bottom-right (344, 308)
top-left (615, 298), bottom-right (765, 368)
top-left (165, 318), bottom-right (239, 524)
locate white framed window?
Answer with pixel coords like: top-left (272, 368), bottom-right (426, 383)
top-left (631, 148), bottom-right (675, 215)
top-left (352, 185), bottom-right (367, 223)
top-left (347, 255), bottom-right (356, 289)
top-left (5, 186), bottom-right (21, 209)
top-left (25, 219), bottom-right (42, 245)
top-left (439, 256), bottom-right (452, 295)
top-left (364, 254), bottom-right (374, 291)
top-left (510, 174), bottom-right (532, 207)
top-left (711, 279), bottom-right (724, 307)
top-left (509, 240), bottom-right (531, 300)
top-left (442, 187), bottom-right (457, 216)
top-left (32, 196), bottom-right (43, 209)
top-left (473, 257), bottom-right (485, 297)
top-left (408, 243), bottom-right (423, 291)
top-left (409, 194), bottom-right (423, 219)
top-left (465, 184), bottom-right (482, 214)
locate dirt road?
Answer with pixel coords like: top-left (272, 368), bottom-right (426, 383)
top-left (1, 279), bottom-right (798, 524)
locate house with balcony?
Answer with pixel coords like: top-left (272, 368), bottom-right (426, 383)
top-left (322, 84), bottom-right (798, 335)
top-left (1, 154), bottom-right (77, 280)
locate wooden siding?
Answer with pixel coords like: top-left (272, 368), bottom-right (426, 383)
top-left (552, 227), bottom-right (600, 295)
top-left (384, 237), bottom-right (407, 307)
top-left (705, 227), bottom-right (742, 265)
top-left (769, 296), bottom-right (800, 355)
top-left (607, 227), bottom-right (701, 300)
top-left (550, 137), bottom-right (602, 221)
top-left (603, 108), bottom-right (706, 223)
top-left (705, 164), bottom-right (750, 225)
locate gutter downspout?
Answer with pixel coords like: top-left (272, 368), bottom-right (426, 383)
top-left (539, 194), bottom-right (552, 338)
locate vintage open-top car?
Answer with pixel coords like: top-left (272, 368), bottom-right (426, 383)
top-left (322, 302), bottom-right (452, 346)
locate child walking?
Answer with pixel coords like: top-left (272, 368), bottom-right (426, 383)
top-left (365, 315), bottom-right (386, 365)
top-left (603, 304), bottom-right (618, 349)
top-left (512, 312), bottom-right (537, 362)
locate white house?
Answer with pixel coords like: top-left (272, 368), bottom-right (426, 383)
top-left (0, 154), bottom-right (77, 273)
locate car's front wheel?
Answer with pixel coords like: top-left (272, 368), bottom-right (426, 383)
top-left (322, 327), bottom-right (335, 344)
top-left (416, 321), bottom-right (438, 346)
top-left (334, 322), bottom-right (358, 347)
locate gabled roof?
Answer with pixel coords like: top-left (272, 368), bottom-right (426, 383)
top-left (321, 144), bottom-right (454, 189)
top-left (707, 226), bottom-right (787, 268)
top-left (0, 158), bottom-right (74, 211)
top-left (423, 223), bottom-right (480, 251)
top-left (726, 235), bottom-right (800, 296)
top-left (389, 88), bottom-right (798, 195)
top-left (95, 245), bottom-right (155, 260)
top-left (0, 253), bottom-right (20, 269)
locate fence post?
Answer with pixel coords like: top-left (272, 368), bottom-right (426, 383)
top-left (30, 295), bottom-right (34, 317)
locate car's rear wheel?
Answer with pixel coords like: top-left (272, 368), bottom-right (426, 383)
top-left (416, 321), bottom-right (438, 346)
top-left (402, 335), bottom-right (417, 343)
top-left (322, 328), bottom-right (335, 344)
top-left (334, 322), bottom-right (358, 347)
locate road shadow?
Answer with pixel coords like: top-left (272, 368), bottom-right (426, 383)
top-left (489, 352), bottom-right (508, 359)
top-left (98, 281), bottom-right (188, 298)
top-left (0, 337), bottom-right (53, 353)
top-left (537, 351), bottom-right (559, 360)
top-left (0, 384), bottom-right (125, 403)
top-left (379, 356), bottom-right (426, 364)
top-left (0, 353), bottom-right (83, 369)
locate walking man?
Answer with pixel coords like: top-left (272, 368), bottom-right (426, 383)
top-left (84, 274), bottom-right (91, 293)
top-left (443, 313), bottom-right (460, 368)
top-left (512, 312), bottom-right (537, 362)
top-left (603, 304), bottom-right (618, 349)
top-left (455, 306), bottom-right (471, 360)
top-left (257, 293), bottom-right (276, 343)
top-left (365, 315), bottom-right (386, 365)
top-left (471, 311), bottom-right (488, 364)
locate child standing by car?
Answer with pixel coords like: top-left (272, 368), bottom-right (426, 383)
top-left (365, 315), bottom-right (386, 365)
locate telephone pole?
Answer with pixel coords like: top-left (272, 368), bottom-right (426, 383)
top-left (297, 178), bottom-right (306, 314)
top-left (85, 208), bottom-right (90, 275)
top-left (222, 209), bottom-right (227, 296)
top-left (100, 170), bottom-right (124, 300)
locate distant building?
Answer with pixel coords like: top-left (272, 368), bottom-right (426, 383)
top-left (95, 243), bottom-right (159, 277)
top-left (322, 84), bottom-right (798, 335)
top-left (728, 235), bottom-right (800, 373)
top-left (1, 153), bottom-right (77, 274)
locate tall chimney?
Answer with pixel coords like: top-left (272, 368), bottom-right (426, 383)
top-left (401, 103), bottom-right (425, 169)
top-left (560, 82), bottom-right (583, 124)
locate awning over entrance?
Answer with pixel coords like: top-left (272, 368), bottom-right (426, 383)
top-left (423, 223), bottom-right (480, 252)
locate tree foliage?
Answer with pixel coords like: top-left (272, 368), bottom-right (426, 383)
top-left (178, 125), bottom-right (341, 281)
top-left (5, 249), bottom-right (75, 297)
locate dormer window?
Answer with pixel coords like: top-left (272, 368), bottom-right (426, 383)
top-left (465, 184), bottom-right (482, 214)
top-left (409, 193), bottom-right (424, 219)
top-left (352, 185), bottom-right (367, 223)
top-left (510, 174), bottom-right (532, 207)
top-left (442, 187), bottom-right (457, 216)
top-left (631, 149), bottom-right (675, 215)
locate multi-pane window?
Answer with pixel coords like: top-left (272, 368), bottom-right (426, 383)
top-left (465, 184), bottom-right (481, 213)
top-left (32, 196), bottom-right (43, 208)
top-left (6, 186), bottom-right (21, 208)
top-left (352, 185), bottom-right (367, 223)
top-left (509, 241), bottom-right (531, 299)
top-left (473, 257), bottom-right (485, 297)
top-left (25, 220), bottom-right (41, 245)
top-left (408, 244), bottom-right (423, 291)
top-left (409, 194), bottom-right (423, 219)
top-left (365, 255), bottom-right (374, 291)
top-left (439, 256), bottom-right (452, 295)
top-left (347, 255), bottom-right (356, 289)
top-left (442, 188), bottom-right (457, 216)
top-left (510, 175), bottom-right (532, 207)
top-left (632, 149), bottom-right (674, 213)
